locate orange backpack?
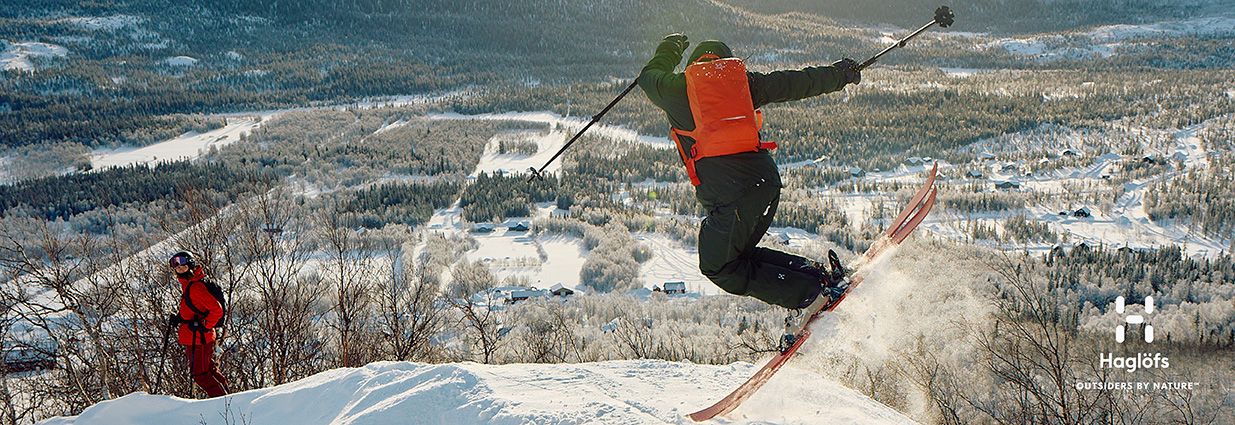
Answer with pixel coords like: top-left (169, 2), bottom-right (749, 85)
top-left (670, 55), bottom-right (777, 185)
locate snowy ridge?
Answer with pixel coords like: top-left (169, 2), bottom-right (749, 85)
top-left (986, 15), bottom-right (1235, 61)
top-left (39, 360), bottom-right (914, 425)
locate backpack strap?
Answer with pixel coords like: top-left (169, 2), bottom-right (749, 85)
top-left (669, 129), bottom-right (702, 186)
top-left (181, 280), bottom-right (207, 319)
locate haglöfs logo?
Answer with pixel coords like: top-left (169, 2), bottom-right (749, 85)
top-left (1115, 296), bottom-right (1153, 343)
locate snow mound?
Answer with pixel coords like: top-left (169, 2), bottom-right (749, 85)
top-left (1, 41), bottom-right (69, 71)
top-left (40, 360), bottom-right (914, 425)
top-left (164, 56), bottom-right (199, 67)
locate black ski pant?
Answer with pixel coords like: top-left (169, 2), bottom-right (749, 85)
top-left (697, 180), bottom-right (827, 309)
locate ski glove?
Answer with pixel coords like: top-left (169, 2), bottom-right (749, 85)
top-left (663, 33), bottom-right (689, 55)
top-left (168, 314), bottom-right (183, 328)
top-left (833, 58), bottom-right (861, 85)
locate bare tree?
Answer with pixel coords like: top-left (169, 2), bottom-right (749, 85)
top-left (315, 199), bottom-right (376, 367)
top-left (446, 260), bottom-right (503, 364)
top-left (508, 301), bottom-right (583, 363)
top-left (232, 190), bottom-right (324, 385)
top-left (963, 255), bottom-right (1126, 424)
top-left (375, 239), bottom-right (445, 362)
top-left (0, 219), bottom-right (123, 410)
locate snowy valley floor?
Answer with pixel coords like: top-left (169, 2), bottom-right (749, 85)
top-left (39, 360), bottom-right (914, 425)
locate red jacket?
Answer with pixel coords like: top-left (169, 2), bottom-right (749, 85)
top-left (176, 267), bottom-right (223, 345)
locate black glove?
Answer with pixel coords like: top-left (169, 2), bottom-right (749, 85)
top-left (186, 320), bottom-right (208, 333)
top-left (168, 314), bottom-right (183, 328)
top-left (832, 58), bottom-right (861, 85)
top-left (663, 33), bottom-right (689, 55)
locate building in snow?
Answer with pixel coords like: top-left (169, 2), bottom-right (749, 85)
top-left (849, 167), bottom-right (865, 177)
top-left (550, 283), bottom-right (574, 297)
top-left (3, 342), bottom-right (57, 373)
top-left (1061, 149), bottom-right (1079, 157)
top-left (775, 232), bottom-right (791, 244)
top-left (966, 170), bottom-right (984, 178)
top-left (508, 222), bottom-right (530, 232)
top-left (663, 281), bottom-right (687, 295)
top-left (601, 318), bottom-right (619, 333)
top-left (977, 151), bottom-right (996, 161)
top-left (1073, 207), bottom-right (1092, 218)
top-left (472, 223), bottom-right (495, 233)
top-left (993, 180), bottom-right (1021, 190)
top-left (507, 289), bottom-right (547, 304)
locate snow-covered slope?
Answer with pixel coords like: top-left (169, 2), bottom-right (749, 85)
top-left (39, 360), bottom-right (913, 425)
top-left (0, 41), bottom-right (68, 71)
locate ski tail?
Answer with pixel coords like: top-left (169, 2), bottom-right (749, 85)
top-left (892, 187), bottom-right (936, 243)
top-left (884, 162), bottom-right (937, 239)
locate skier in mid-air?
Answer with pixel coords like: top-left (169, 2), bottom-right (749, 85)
top-left (638, 34), bottom-right (861, 311)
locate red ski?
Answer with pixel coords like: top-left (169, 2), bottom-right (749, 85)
top-left (688, 163), bottom-right (939, 422)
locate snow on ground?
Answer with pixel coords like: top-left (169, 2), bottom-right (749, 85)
top-left (0, 41), bottom-right (68, 71)
top-left (163, 55), bottom-right (198, 67)
top-left (90, 116), bottom-right (263, 169)
top-left (987, 15), bottom-right (1235, 61)
top-left (829, 192), bottom-right (879, 231)
top-left (1028, 203), bottom-right (1227, 257)
top-left (0, 156), bottom-right (11, 183)
top-left (1086, 16), bottom-right (1235, 41)
top-left (415, 110), bottom-right (712, 293)
top-left (53, 15), bottom-right (143, 32)
top-left (471, 129), bottom-right (573, 177)
top-left (636, 233), bottom-right (713, 294)
top-left (39, 360), bottom-right (913, 425)
top-left (428, 212), bottom-right (710, 293)
top-left (430, 111), bottom-right (675, 151)
top-left (460, 225), bottom-right (583, 287)
top-left (939, 67), bottom-right (990, 78)
top-left (84, 89), bottom-right (466, 170)
top-left (1172, 123), bottom-right (1209, 170)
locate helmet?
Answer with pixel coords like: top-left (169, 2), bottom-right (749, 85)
top-left (688, 40), bottom-right (734, 64)
top-left (169, 251), bottom-right (198, 269)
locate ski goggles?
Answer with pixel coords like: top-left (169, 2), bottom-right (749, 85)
top-left (169, 256), bottom-right (193, 268)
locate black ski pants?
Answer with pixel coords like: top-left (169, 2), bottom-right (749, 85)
top-left (697, 179), bottom-right (826, 308)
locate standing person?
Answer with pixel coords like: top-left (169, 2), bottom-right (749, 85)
top-left (637, 34), bottom-right (861, 311)
top-left (168, 251), bottom-right (229, 398)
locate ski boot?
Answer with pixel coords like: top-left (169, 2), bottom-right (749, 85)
top-left (779, 250), bottom-right (850, 352)
top-left (780, 310), bottom-right (805, 352)
top-left (821, 249), bottom-right (850, 307)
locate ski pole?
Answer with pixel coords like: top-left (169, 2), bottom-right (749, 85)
top-left (527, 79), bottom-right (640, 183)
top-left (189, 336), bottom-right (197, 398)
top-left (154, 320), bottom-right (173, 391)
top-left (858, 6), bottom-right (956, 71)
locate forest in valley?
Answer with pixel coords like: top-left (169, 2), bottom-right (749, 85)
top-left (1, 0), bottom-right (1233, 423)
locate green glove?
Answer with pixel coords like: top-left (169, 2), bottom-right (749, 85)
top-left (832, 58), bottom-right (861, 85)
top-left (663, 33), bottom-right (689, 54)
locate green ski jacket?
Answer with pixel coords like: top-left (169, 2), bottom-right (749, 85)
top-left (638, 39), bottom-right (849, 209)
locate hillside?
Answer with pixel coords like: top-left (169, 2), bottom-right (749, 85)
top-left (38, 360), bottom-right (915, 425)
